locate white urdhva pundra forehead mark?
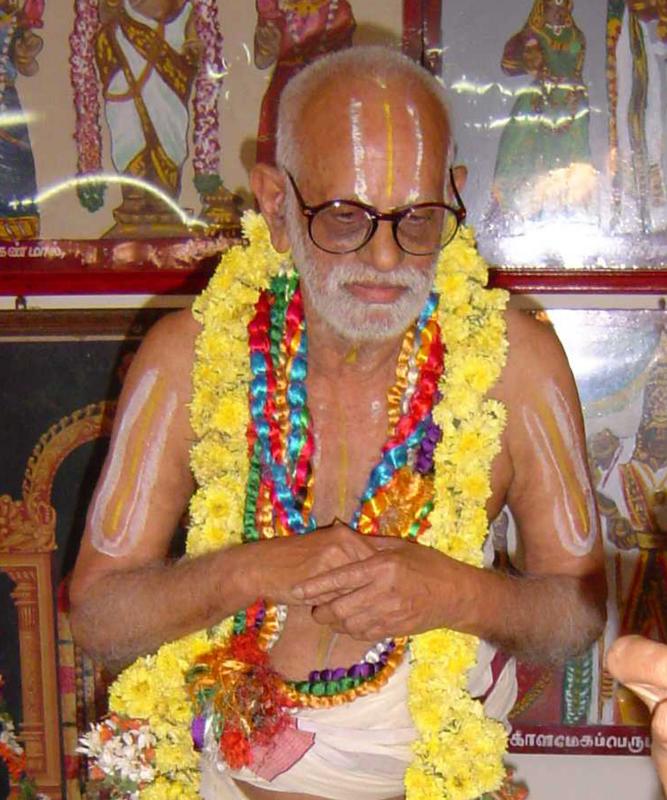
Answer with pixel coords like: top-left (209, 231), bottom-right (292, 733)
top-left (406, 103), bottom-right (424, 204)
top-left (522, 385), bottom-right (599, 557)
top-left (90, 368), bottom-right (178, 557)
top-left (349, 99), bottom-right (369, 202)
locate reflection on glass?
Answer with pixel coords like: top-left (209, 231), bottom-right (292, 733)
top-left (608, 0), bottom-right (667, 235)
top-left (485, 0), bottom-right (597, 240)
top-left (15, 173), bottom-right (208, 231)
top-left (0, 0), bottom-right (44, 240)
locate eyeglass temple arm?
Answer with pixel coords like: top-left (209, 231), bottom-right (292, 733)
top-left (449, 167), bottom-right (466, 221)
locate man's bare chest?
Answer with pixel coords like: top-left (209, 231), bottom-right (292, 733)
top-left (307, 388), bottom-right (389, 526)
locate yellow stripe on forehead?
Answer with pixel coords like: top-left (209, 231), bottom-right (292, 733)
top-left (383, 100), bottom-right (394, 200)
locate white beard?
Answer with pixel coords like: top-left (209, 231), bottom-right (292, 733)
top-left (284, 199), bottom-right (436, 343)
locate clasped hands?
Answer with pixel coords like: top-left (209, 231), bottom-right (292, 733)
top-left (250, 520), bottom-right (462, 641)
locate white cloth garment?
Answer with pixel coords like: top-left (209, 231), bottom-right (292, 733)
top-left (200, 645), bottom-right (517, 800)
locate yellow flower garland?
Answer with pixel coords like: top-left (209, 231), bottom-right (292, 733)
top-left (108, 211), bottom-right (509, 800)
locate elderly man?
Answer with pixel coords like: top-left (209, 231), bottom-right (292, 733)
top-left (70, 46), bottom-right (605, 800)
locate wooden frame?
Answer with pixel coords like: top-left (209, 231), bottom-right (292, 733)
top-left (0, 553), bottom-right (62, 799)
top-left (0, 308), bottom-right (165, 797)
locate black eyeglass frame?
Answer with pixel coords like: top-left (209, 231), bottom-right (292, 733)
top-left (285, 168), bottom-right (467, 256)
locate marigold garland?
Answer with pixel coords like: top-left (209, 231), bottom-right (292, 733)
top-left (106, 211), bottom-right (509, 799)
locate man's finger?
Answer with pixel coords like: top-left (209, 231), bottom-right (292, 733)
top-left (624, 682), bottom-right (663, 711)
top-left (292, 561), bottom-right (371, 600)
top-left (365, 535), bottom-right (407, 551)
top-left (607, 636), bottom-right (667, 691)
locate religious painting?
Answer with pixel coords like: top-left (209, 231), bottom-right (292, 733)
top-left (485, 1), bottom-right (595, 237)
top-left (0, 0), bottom-right (44, 240)
top-left (69, 0), bottom-right (241, 240)
top-left (505, 307), bottom-right (667, 759)
top-left (0, 0), bottom-right (414, 286)
top-left (440, 0), bottom-right (667, 269)
top-left (0, 0), bottom-right (405, 258)
top-left (253, 0), bottom-right (357, 166)
top-left (0, 308), bottom-right (169, 798)
top-left (607, 0), bottom-right (667, 238)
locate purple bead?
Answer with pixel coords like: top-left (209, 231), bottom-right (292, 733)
top-left (415, 454), bottom-right (433, 475)
top-left (309, 670), bottom-right (320, 682)
top-left (358, 662), bottom-right (372, 678)
top-left (387, 640), bottom-right (396, 652)
top-left (321, 669), bottom-right (332, 681)
top-left (379, 653), bottom-right (389, 665)
top-left (421, 439), bottom-right (434, 454)
top-left (349, 664), bottom-right (364, 678)
top-left (191, 716), bottom-right (205, 751)
top-left (332, 668), bottom-right (347, 680)
top-left (428, 426), bottom-right (441, 443)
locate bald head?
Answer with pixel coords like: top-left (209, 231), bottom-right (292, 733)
top-left (276, 46), bottom-right (453, 188)
top-left (250, 47), bottom-right (461, 344)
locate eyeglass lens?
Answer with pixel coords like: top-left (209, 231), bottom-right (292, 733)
top-left (310, 203), bottom-right (459, 255)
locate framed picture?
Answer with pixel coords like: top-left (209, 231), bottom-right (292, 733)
top-left (0, 0), bottom-right (426, 294)
top-left (440, 0), bottom-right (667, 270)
top-left (0, 307), bottom-right (170, 798)
top-left (496, 306), bottom-right (667, 759)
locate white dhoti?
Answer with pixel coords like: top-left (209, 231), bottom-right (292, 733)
top-left (200, 644), bottom-right (517, 800)
top-left (201, 657), bottom-right (413, 799)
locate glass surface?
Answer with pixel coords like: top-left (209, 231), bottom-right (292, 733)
top-left (506, 307), bottom-right (667, 755)
top-left (0, 0), bottom-right (402, 246)
top-left (442, 0), bottom-right (667, 269)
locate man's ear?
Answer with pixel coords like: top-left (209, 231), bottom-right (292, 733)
top-left (250, 163), bottom-right (290, 252)
top-left (451, 164), bottom-right (468, 195)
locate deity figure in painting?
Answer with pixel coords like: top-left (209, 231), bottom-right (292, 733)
top-left (593, 334), bottom-right (667, 725)
top-left (0, 0), bottom-right (44, 240)
top-left (607, 0), bottom-right (667, 234)
top-left (254, 0), bottom-right (356, 165)
top-left (487, 0), bottom-right (595, 232)
top-left (70, 0), bottom-right (240, 238)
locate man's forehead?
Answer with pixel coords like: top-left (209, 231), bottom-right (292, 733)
top-left (294, 79), bottom-right (448, 188)
top-left (298, 78), bottom-right (444, 136)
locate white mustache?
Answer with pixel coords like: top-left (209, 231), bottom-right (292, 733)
top-left (327, 264), bottom-right (430, 291)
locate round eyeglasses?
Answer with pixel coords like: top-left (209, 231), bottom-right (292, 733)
top-left (285, 169), bottom-right (466, 256)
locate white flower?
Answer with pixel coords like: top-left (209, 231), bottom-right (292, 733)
top-left (77, 717), bottom-right (157, 787)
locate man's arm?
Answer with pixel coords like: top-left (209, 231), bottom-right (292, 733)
top-left (295, 310), bottom-right (606, 663)
top-left (70, 310), bottom-right (376, 671)
top-left (69, 308), bottom-right (243, 670)
top-left (479, 308), bottom-right (606, 660)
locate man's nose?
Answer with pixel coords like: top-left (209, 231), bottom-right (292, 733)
top-left (359, 220), bottom-right (404, 272)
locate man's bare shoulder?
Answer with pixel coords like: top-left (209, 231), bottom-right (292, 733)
top-left (130, 306), bottom-right (201, 390)
top-left (140, 306), bottom-right (201, 363)
top-left (499, 307), bottom-right (571, 397)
